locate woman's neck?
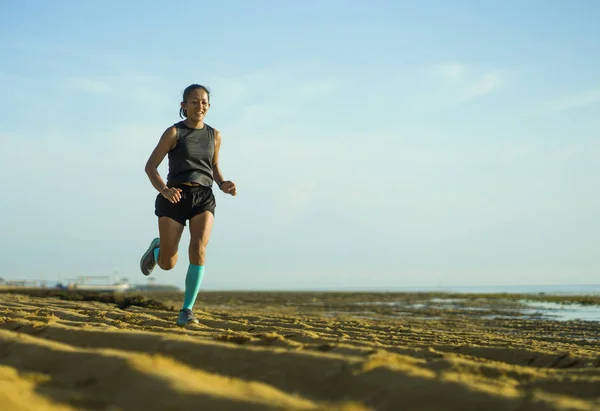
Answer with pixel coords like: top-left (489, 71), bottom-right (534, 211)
top-left (184, 118), bottom-right (204, 129)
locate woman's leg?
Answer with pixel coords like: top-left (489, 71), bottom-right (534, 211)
top-left (189, 211), bottom-right (214, 266)
top-left (140, 216), bottom-right (184, 275)
top-left (143, 189), bottom-right (188, 275)
top-left (180, 211), bottom-right (214, 312)
top-left (156, 216), bottom-right (185, 270)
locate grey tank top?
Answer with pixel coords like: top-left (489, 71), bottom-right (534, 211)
top-left (166, 121), bottom-right (215, 187)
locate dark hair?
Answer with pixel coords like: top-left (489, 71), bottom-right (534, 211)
top-left (179, 84), bottom-right (211, 118)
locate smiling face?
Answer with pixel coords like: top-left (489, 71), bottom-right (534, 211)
top-left (181, 88), bottom-right (210, 122)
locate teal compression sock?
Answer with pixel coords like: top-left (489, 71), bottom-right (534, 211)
top-left (183, 264), bottom-right (205, 310)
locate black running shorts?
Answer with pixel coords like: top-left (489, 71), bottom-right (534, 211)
top-left (154, 184), bottom-right (216, 226)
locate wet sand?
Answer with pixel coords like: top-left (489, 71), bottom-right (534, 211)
top-left (0, 290), bottom-right (598, 410)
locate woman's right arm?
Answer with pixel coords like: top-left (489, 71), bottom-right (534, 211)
top-left (144, 126), bottom-right (182, 203)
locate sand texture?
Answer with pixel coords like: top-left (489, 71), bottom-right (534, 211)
top-left (0, 290), bottom-right (598, 411)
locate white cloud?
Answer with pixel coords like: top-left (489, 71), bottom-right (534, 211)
top-left (427, 62), bottom-right (506, 104)
top-left (456, 70), bottom-right (504, 102)
top-left (299, 79), bottom-right (340, 98)
top-left (206, 76), bottom-right (247, 106)
top-left (240, 103), bottom-right (294, 125)
top-left (429, 62), bottom-right (467, 82)
top-left (67, 76), bottom-right (112, 94)
top-left (543, 87), bottom-right (600, 112)
top-left (205, 66), bottom-right (341, 121)
top-left (62, 74), bottom-right (172, 113)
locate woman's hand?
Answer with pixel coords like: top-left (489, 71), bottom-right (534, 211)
top-left (220, 181), bottom-right (237, 196)
top-left (161, 187), bottom-right (183, 203)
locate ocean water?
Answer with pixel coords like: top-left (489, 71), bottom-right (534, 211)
top-left (330, 284), bottom-right (600, 296)
top-left (519, 300), bottom-right (600, 322)
top-left (344, 285), bottom-right (600, 322)
top-left (438, 284), bottom-right (600, 296)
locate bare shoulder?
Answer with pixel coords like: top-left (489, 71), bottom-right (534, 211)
top-left (163, 125), bottom-right (178, 138)
top-left (213, 127), bottom-right (222, 144)
top-left (160, 125), bottom-right (178, 147)
top-left (146, 125), bottom-right (178, 168)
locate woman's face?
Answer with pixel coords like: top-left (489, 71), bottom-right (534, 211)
top-left (182, 88), bottom-right (210, 122)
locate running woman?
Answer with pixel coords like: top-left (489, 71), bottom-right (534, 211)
top-left (139, 84), bottom-right (236, 326)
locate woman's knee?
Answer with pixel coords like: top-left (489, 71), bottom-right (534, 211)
top-left (189, 242), bottom-right (208, 265)
top-left (158, 252), bottom-right (177, 270)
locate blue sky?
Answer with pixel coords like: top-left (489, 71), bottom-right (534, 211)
top-left (1, 0), bottom-right (599, 290)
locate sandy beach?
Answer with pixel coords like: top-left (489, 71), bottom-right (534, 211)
top-left (0, 289), bottom-right (598, 410)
